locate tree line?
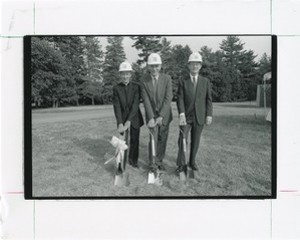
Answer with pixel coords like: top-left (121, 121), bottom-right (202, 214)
top-left (31, 36), bottom-right (271, 108)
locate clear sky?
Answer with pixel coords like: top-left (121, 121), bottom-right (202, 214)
top-left (99, 35), bottom-right (272, 64)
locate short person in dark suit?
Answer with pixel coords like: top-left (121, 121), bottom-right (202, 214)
top-left (176, 52), bottom-right (213, 172)
top-left (112, 61), bottom-right (144, 168)
top-left (141, 53), bottom-right (173, 171)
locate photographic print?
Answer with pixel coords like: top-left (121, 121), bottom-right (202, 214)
top-left (24, 35), bottom-right (276, 199)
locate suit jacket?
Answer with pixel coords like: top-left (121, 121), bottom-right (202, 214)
top-left (177, 75), bottom-right (213, 125)
top-left (141, 73), bottom-right (173, 125)
top-left (113, 82), bottom-right (144, 129)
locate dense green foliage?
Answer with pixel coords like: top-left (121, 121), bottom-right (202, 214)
top-left (31, 36), bottom-right (271, 107)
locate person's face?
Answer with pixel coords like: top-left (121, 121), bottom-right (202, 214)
top-left (120, 71), bottom-right (132, 84)
top-left (188, 62), bottom-right (202, 75)
top-left (148, 64), bottom-right (161, 77)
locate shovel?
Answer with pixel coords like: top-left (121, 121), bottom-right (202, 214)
top-left (179, 127), bottom-right (194, 181)
top-left (186, 137), bottom-right (194, 179)
top-left (114, 129), bottom-right (130, 186)
top-left (179, 127), bottom-right (187, 181)
top-left (114, 162), bottom-right (125, 186)
top-left (187, 164), bottom-right (195, 179)
top-left (122, 129), bottom-right (129, 171)
top-left (147, 127), bottom-right (163, 186)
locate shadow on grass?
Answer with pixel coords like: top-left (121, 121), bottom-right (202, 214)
top-left (213, 115), bottom-right (269, 126)
top-left (218, 104), bottom-right (259, 109)
top-left (139, 140), bottom-right (178, 176)
top-left (72, 137), bottom-right (116, 176)
top-left (71, 136), bottom-right (179, 178)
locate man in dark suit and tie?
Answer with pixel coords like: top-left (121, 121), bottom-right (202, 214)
top-left (113, 61), bottom-right (144, 168)
top-left (176, 52), bottom-right (213, 172)
top-left (141, 53), bottom-right (173, 171)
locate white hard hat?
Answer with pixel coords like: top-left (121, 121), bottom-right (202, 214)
top-left (119, 61), bottom-right (133, 72)
top-left (147, 53), bottom-right (162, 65)
top-left (188, 52), bottom-right (203, 63)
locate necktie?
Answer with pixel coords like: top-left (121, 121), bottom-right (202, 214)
top-left (192, 76), bottom-right (197, 96)
top-left (153, 78), bottom-right (157, 90)
top-left (124, 84), bottom-right (128, 106)
top-left (193, 76), bottom-right (197, 87)
top-left (154, 77), bottom-right (158, 104)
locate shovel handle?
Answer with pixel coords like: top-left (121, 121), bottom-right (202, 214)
top-left (180, 126), bottom-right (188, 166)
top-left (151, 137), bottom-right (156, 157)
top-left (183, 138), bottom-right (186, 153)
top-left (148, 127), bottom-right (157, 167)
top-left (123, 129), bottom-right (129, 171)
top-left (180, 127), bottom-right (187, 153)
top-left (148, 128), bottom-right (156, 157)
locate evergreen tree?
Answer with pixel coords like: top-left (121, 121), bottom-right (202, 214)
top-left (257, 53), bottom-right (272, 104)
top-left (164, 44), bottom-right (192, 99)
top-left (84, 36), bottom-right (104, 82)
top-left (131, 63), bottom-right (145, 84)
top-left (78, 81), bottom-right (102, 105)
top-left (102, 36), bottom-right (126, 103)
top-left (200, 46), bottom-right (221, 101)
top-left (219, 36), bottom-right (259, 101)
top-left (200, 46), bottom-right (214, 73)
top-left (160, 37), bottom-right (172, 70)
top-left (238, 49), bottom-right (258, 100)
top-left (214, 50), bottom-right (233, 102)
top-left (43, 36), bottom-right (87, 105)
top-left (258, 53), bottom-right (271, 77)
top-left (131, 36), bottom-right (162, 65)
top-left (80, 37), bottom-right (104, 105)
top-left (219, 36), bottom-right (244, 101)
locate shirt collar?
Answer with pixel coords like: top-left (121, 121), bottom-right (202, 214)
top-left (121, 82), bottom-right (130, 86)
top-left (151, 74), bottom-right (159, 81)
top-left (190, 74), bottom-right (198, 80)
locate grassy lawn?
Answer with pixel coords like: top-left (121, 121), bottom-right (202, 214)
top-left (32, 102), bottom-right (272, 197)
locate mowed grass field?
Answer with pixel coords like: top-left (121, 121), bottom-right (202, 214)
top-left (32, 102), bottom-right (272, 197)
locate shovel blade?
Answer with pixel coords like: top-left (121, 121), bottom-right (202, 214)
top-left (188, 168), bottom-right (195, 179)
top-left (114, 174), bottom-right (125, 186)
top-left (148, 172), bottom-right (155, 184)
top-left (179, 171), bottom-right (187, 181)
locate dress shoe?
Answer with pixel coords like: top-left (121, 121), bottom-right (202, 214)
top-left (157, 164), bottom-right (166, 171)
top-left (128, 159), bottom-right (134, 165)
top-left (131, 162), bottom-right (139, 168)
top-left (129, 159), bottom-right (139, 168)
top-left (176, 165), bottom-right (185, 173)
top-left (149, 164), bottom-right (157, 172)
top-left (189, 164), bottom-right (198, 171)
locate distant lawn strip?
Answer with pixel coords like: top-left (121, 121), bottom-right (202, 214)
top-left (32, 104), bottom-right (271, 197)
